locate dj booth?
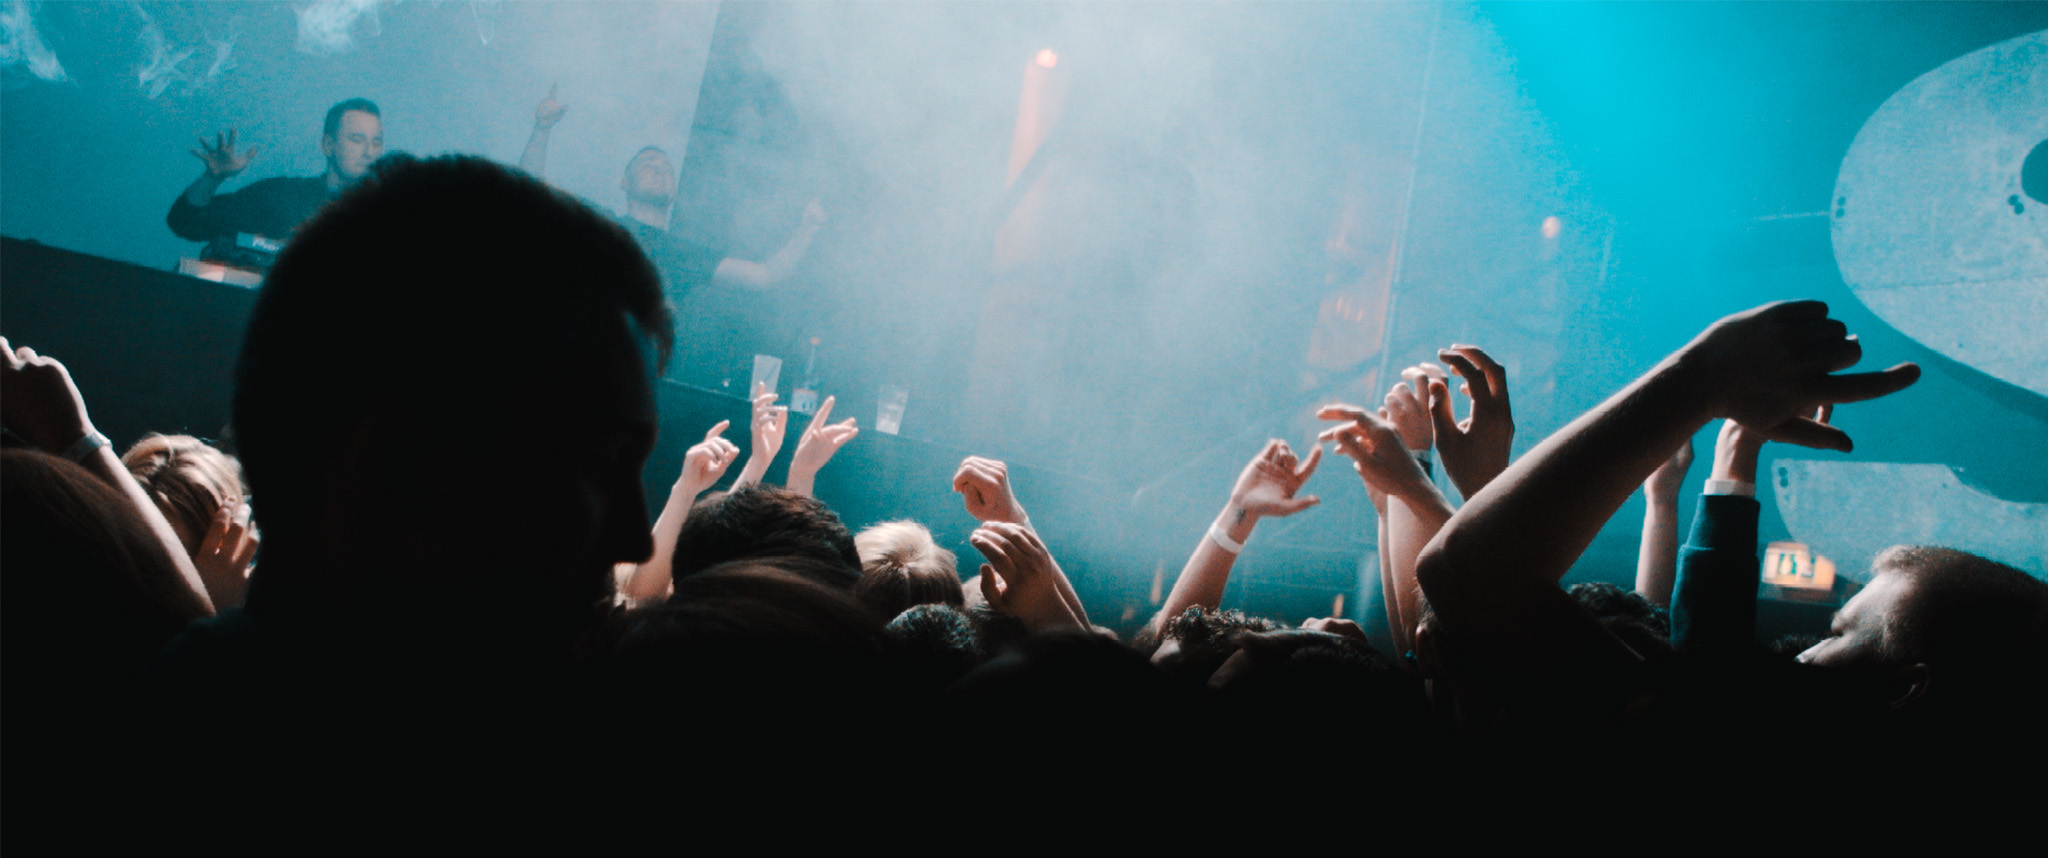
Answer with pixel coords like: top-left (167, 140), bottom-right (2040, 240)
top-left (0, 236), bottom-right (1370, 637)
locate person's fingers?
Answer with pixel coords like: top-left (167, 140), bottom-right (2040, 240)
top-left (1448, 345), bottom-right (1508, 400)
top-left (1296, 442), bottom-right (1324, 481)
top-left (1272, 494), bottom-right (1321, 516)
top-left (244, 146), bottom-right (259, 164)
top-left (1330, 429), bottom-right (1371, 464)
top-left (1816, 362), bottom-right (1921, 404)
top-left (1437, 349), bottom-right (1485, 395)
top-left (1816, 403), bottom-right (1833, 424)
top-left (1808, 334), bottom-right (1864, 373)
top-left (1316, 403), bottom-right (1372, 423)
top-left (971, 529), bottom-right (1016, 572)
top-left (1759, 416), bottom-right (1854, 453)
top-left (199, 505), bottom-right (232, 554)
top-left (1428, 378), bottom-right (1459, 439)
top-left (1273, 442), bottom-right (1298, 473)
top-left (1773, 299), bottom-right (1830, 319)
top-left (704, 419), bottom-right (730, 440)
top-left (812, 395), bottom-right (835, 426)
top-left (548, 81), bottom-right (558, 98)
top-left (979, 564), bottom-right (1004, 605)
top-left (1795, 317), bottom-right (1849, 344)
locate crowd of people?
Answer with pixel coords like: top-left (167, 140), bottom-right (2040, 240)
top-left (7, 141), bottom-right (2046, 796)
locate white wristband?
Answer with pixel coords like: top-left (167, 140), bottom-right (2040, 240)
top-left (62, 429), bottom-right (111, 463)
top-left (1703, 478), bottom-right (1755, 498)
top-left (1208, 523), bottom-right (1244, 554)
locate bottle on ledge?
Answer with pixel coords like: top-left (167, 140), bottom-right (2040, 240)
top-left (790, 335), bottom-right (822, 415)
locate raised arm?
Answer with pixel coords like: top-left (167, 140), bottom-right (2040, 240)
top-left (1428, 345), bottom-right (1515, 500)
top-left (953, 455), bottom-right (1090, 625)
top-left (1318, 402), bottom-right (1454, 656)
top-left (169, 129), bottom-right (260, 240)
top-left (518, 84), bottom-right (567, 179)
top-left (712, 200), bottom-right (827, 290)
top-left (1668, 411), bottom-right (1802, 652)
top-left (1148, 439), bottom-right (1323, 636)
top-left (620, 420), bottom-right (739, 602)
top-left (784, 394), bottom-right (857, 498)
top-left (731, 382), bottom-right (788, 490)
top-left (1, 339), bottom-right (216, 613)
top-left (971, 521), bottom-right (1087, 633)
top-left (1414, 301), bottom-right (1919, 681)
top-left (1635, 436), bottom-right (1693, 606)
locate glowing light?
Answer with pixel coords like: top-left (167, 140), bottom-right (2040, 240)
top-left (1036, 48), bottom-right (1058, 68)
top-left (1541, 215), bottom-right (1562, 240)
top-left (1762, 541), bottom-right (1837, 592)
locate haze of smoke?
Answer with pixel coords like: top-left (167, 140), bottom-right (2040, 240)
top-left (204, 31), bottom-right (238, 82)
top-left (297, 0), bottom-right (387, 56)
top-left (468, 0), bottom-right (499, 46)
top-left (135, 6), bottom-right (194, 99)
top-left (0, 0), bottom-right (67, 83)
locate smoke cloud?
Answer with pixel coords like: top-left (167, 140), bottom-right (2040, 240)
top-left (0, 0), bottom-right (67, 83)
top-left (296, 0), bottom-right (386, 56)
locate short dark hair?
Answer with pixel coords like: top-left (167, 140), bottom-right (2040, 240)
top-left (1878, 546), bottom-right (2048, 674)
top-left (671, 485), bottom-right (861, 588)
top-left (323, 98), bottom-right (381, 138)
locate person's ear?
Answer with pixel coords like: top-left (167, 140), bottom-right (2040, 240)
top-left (321, 134), bottom-right (337, 159)
top-left (1888, 662), bottom-right (1932, 710)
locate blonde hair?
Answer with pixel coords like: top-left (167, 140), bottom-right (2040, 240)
top-left (121, 434), bottom-right (246, 555)
top-left (853, 520), bottom-right (963, 618)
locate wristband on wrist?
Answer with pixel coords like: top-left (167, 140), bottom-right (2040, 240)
top-left (61, 429), bottom-right (111, 463)
top-left (1207, 523), bottom-right (1245, 554)
top-left (1703, 478), bottom-right (1755, 498)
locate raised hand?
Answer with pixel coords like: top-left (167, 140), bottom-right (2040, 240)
top-left (1387, 366), bottom-right (1438, 452)
top-left (1428, 344), bottom-right (1514, 498)
top-left (1679, 301), bottom-right (1918, 451)
top-left (953, 455), bottom-right (1029, 525)
top-left (732, 381), bottom-right (789, 488)
top-left (534, 83), bottom-right (567, 130)
top-left (1318, 404), bottom-right (1435, 502)
top-left (970, 521), bottom-right (1084, 631)
top-left (1228, 439), bottom-right (1323, 521)
top-left (678, 419), bottom-right (741, 498)
top-left (786, 395), bottom-right (858, 497)
top-left (0, 337), bottom-right (96, 453)
top-left (193, 502), bottom-right (259, 608)
top-left (190, 128), bottom-right (258, 180)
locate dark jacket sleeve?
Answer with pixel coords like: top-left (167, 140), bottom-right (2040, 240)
top-left (1670, 493), bottom-right (1761, 653)
top-left (167, 189), bottom-right (230, 242)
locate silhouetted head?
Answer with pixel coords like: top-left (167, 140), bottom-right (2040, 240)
top-left (671, 485), bottom-right (861, 588)
top-left (235, 153), bottom-right (672, 645)
top-left (3, 449), bottom-right (209, 681)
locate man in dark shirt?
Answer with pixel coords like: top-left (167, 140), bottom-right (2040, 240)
top-left (166, 98), bottom-right (384, 265)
